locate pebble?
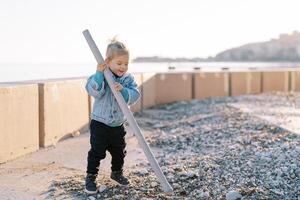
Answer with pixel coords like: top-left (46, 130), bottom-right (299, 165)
top-left (150, 182), bottom-right (158, 187)
top-left (198, 191), bottom-right (210, 199)
top-left (98, 185), bottom-right (107, 193)
top-left (226, 190), bottom-right (242, 200)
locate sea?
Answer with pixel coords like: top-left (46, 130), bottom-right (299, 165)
top-left (1, 62), bottom-right (300, 83)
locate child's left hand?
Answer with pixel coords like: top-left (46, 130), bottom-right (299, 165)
top-left (114, 82), bottom-right (123, 92)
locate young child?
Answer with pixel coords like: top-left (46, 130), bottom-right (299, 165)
top-left (84, 38), bottom-right (141, 194)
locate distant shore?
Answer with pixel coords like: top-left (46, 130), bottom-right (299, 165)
top-left (133, 31), bottom-right (300, 63)
top-left (132, 56), bottom-right (300, 63)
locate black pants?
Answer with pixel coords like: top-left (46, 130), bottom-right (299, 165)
top-left (86, 119), bottom-right (127, 175)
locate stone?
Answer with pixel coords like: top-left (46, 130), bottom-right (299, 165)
top-left (226, 190), bottom-right (242, 200)
top-left (98, 185), bottom-right (107, 193)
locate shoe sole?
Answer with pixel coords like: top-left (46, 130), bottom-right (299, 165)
top-left (84, 188), bottom-right (98, 195)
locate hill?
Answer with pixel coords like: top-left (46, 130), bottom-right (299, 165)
top-left (214, 31), bottom-right (300, 62)
top-left (133, 31), bottom-right (300, 62)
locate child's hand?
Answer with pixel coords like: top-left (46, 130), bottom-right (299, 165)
top-left (114, 82), bottom-right (123, 92)
top-left (96, 60), bottom-right (108, 72)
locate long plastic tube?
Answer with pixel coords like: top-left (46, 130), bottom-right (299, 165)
top-left (82, 29), bottom-right (173, 193)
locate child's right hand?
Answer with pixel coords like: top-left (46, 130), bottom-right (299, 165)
top-left (96, 62), bottom-right (107, 72)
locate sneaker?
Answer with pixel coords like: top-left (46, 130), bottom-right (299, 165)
top-left (110, 171), bottom-right (129, 186)
top-left (85, 174), bottom-right (98, 194)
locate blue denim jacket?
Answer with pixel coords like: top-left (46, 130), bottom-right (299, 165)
top-left (85, 71), bottom-right (141, 127)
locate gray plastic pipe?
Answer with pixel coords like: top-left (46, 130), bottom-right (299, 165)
top-left (82, 29), bottom-right (173, 193)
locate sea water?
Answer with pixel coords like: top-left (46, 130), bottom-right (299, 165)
top-left (0, 62), bottom-right (300, 83)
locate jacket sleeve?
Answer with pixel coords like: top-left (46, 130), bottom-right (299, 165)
top-left (120, 88), bottom-right (129, 102)
top-left (85, 72), bottom-right (106, 99)
top-left (124, 75), bottom-right (141, 106)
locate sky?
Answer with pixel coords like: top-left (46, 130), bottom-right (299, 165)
top-left (0, 0), bottom-right (300, 63)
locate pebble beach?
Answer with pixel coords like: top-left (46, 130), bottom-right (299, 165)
top-left (1, 92), bottom-right (299, 200)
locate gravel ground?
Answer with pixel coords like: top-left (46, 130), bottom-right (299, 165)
top-left (50, 92), bottom-right (300, 200)
top-left (230, 92), bottom-right (300, 134)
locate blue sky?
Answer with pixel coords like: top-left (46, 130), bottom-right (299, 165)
top-left (0, 0), bottom-right (300, 63)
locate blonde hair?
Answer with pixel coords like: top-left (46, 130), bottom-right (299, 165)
top-left (106, 37), bottom-right (129, 60)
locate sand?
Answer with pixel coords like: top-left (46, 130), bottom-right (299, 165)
top-left (0, 128), bottom-right (147, 199)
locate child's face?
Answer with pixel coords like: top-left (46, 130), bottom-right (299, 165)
top-left (108, 54), bottom-right (129, 77)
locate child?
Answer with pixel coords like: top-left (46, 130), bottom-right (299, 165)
top-left (84, 38), bottom-right (141, 194)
